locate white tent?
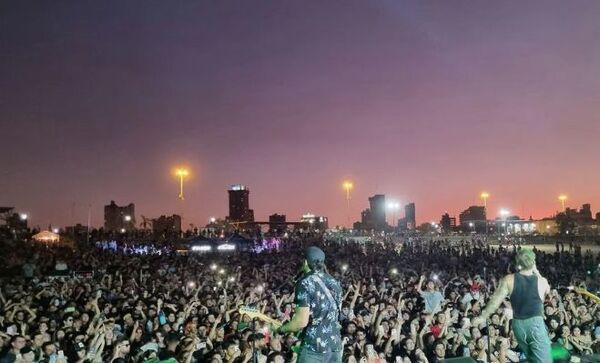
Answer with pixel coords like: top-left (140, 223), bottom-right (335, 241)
top-left (32, 230), bottom-right (60, 243)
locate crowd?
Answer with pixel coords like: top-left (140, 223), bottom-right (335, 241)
top-left (0, 236), bottom-right (598, 363)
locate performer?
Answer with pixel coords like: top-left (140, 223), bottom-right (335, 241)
top-left (473, 249), bottom-right (551, 363)
top-left (276, 246), bottom-right (343, 363)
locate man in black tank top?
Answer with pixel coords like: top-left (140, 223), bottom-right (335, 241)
top-left (473, 249), bottom-right (551, 363)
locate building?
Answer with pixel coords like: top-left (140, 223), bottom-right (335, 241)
top-left (269, 214), bottom-right (286, 233)
top-left (368, 194), bottom-right (386, 230)
top-left (405, 203), bottom-right (416, 230)
top-left (459, 206), bottom-right (486, 233)
top-left (65, 224), bottom-right (88, 239)
top-left (228, 185), bottom-right (254, 222)
top-left (104, 201), bottom-right (136, 233)
top-left (301, 213), bottom-right (328, 231)
top-left (153, 215), bottom-right (182, 237)
top-left (440, 213), bottom-right (456, 233)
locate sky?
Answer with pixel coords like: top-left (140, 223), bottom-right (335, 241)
top-left (2, 0), bottom-right (600, 229)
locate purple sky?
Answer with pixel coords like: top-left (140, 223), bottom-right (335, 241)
top-left (2, 1), bottom-right (600, 229)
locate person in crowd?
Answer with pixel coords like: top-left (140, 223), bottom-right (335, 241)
top-left (0, 235), bottom-right (597, 363)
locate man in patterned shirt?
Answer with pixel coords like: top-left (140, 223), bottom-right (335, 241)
top-left (276, 246), bottom-right (343, 363)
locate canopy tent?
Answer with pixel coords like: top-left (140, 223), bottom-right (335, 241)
top-left (32, 230), bottom-right (60, 243)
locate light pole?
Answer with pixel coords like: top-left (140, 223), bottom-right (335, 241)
top-left (480, 192), bottom-right (489, 236)
top-left (175, 168), bottom-right (189, 200)
top-left (558, 194), bottom-right (567, 211)
top-left (342, 181), bottom-right (353, 226)
top-left (500, 208), bottom-right (510, 238)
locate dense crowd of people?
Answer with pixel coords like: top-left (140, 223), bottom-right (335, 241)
top-left (0, 236), bottom-right (598, 363)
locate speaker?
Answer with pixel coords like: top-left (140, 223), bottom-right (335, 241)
top-left (439, 358), bottom-right (477, 363)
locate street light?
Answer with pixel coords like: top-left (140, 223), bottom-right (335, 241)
top-left (558, 195), bottom-right (567, 211)
top-left (124, 215), bottom-right (132, 222)
top-left (209, 217), bottom-right (216, 223)
top-left (480, 192), bottom-right (490, 236)
top-left (19, 213), bottom-right (28, 221)
top-left (499, 209), bottom-right (510, 236)
top-left (342, 181), bottom-right (353, 226)
top-left (175, 168), bottom-right (190, 200)
top-left (469, 222), bottom-right (474, 233)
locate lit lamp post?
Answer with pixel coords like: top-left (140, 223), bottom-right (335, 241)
top-left (342, 181), bottom-right (353, 226)
top-left (499, 208), bottom-right (510, 237)
top-left (558, 194), bottom-right (567, 211)
top-left (480, 192), bottom-right (489, 235)
top-left (175, 168), bottom-right (189, 200)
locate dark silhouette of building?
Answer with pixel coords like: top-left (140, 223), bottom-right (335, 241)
top-left (228, 185), bottom-right (254, 222)
top-left (104, 201), bottom-right (136, 233)
top-left (459, 206), bottom-right (485, 225)
top-left (153, 215), bottom-right (182, 237)
top-left (368, 194), bottom-right (386, 230)
top-left (360, 209), bottom-right (374, 230)
top-left (65, 224), bottom-right (88, 239)
top-left (596, 212), bottom-right (600, 222)
top-left (440, 213), bottom-right (456, 232)
top-left (269, 214), bottom-right (286, 233)
top-left (405, 203), bottom-right (416, 230)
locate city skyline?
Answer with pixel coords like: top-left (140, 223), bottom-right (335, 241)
top-left (2, 1), bottom-right (600, 228)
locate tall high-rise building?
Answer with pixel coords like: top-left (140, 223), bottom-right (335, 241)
top-left (104, 201), bottom-right (136, 233)
top-left (228, 185), bottom-right (254, 222)
top-left (405, 203), bottom-right (416, 230)
top-left (368, 194), bottom-right (386, 229)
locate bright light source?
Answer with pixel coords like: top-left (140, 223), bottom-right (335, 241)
top-left (217, 281), bottom-right (222, 286)
top-left (217, 244), bottom-right (236, 251)
top-left (175, 168), bottom-right (189, 177)
top-left (20, 213), bottom-right (28, 221)
top-left (188, 281), bottom-right (195, 287)
top-left (433, 274), bottom-right (439, 280)
top-left (468, 222), bottom-right (474, 227)
top-left (391, 268), bottom-right (398, 275)
top-left (124, 215), bottom-right (132, 222)
top-left (283, 232), bottom-right (289, 238)
top-left (120, 228), bottom-right (126, 233)
top-left (499, 209), bottom-right (510, 217)
top-left (341, 264), bottom-right (348, 271)
top-left (229, 276), bottom-right (235, 282)
top-left (209, 217), bottom-right (216, 223)
top-left (257, 284), bottom-right (264, 292)
top-left (218, 268), bottom-right (225, 274)
top-left (210, 264), bottom-right (217, 270)
top-left (192, 245), bottom-right (212, 252)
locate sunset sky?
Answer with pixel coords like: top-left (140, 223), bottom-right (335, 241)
top-left (2, 1), bottom-right (600, 228)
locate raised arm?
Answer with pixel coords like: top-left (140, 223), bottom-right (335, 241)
top-left (473, 276), bottom-right (510, 325)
